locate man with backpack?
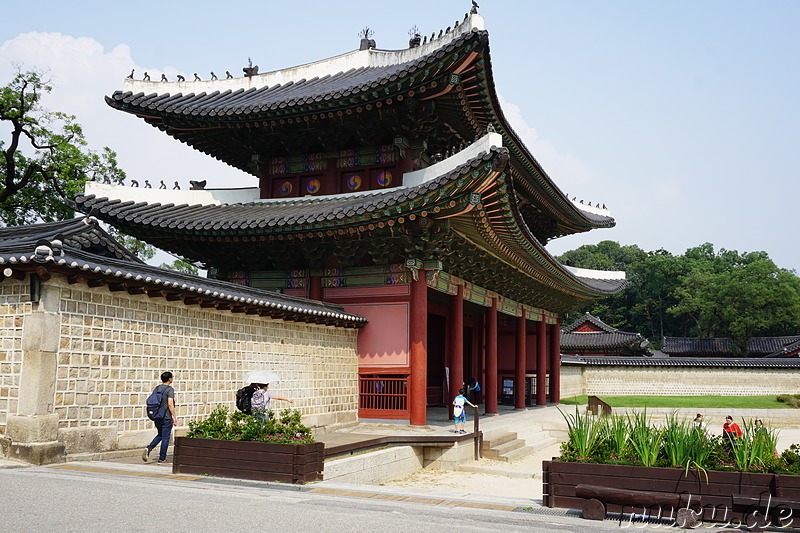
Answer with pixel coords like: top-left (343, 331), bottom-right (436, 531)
top-left (142, 371), bottom-right (176, 464)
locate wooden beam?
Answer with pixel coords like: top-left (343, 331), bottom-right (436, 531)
top-left (127, 286), bottom-right (146, 295)
top-left (67, 274), bottom-right (83, 285)
top-left (87, 278), bottom-right (105, 288)
top-left (146, 289), bottom-right (165, 298)
top-left (108, 283), bottom-right (128, 292)
top-left (165, 292), bottom-right (183, 302)
top-left (200, 300), bottom-right (217, 308)
top-left (183, 297), bottom-right (201, 305)
top-left (34, 266), bottom-right (51, 282)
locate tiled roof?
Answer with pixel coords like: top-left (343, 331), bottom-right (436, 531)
top-left (0, 218), bottom-right (366, 328)
top-left (73, 148), bottom-right (506, 235)
top-left (105, 19), bottom-right (614, 241)
top-left (560, 313), bottom-right (647, 351)
top-left (72, 147), bottom-right (628, 310)
top-left (563, 312), bottom-right (617, 334)
top-left (107, 32), bottom-right (481, 121)
top-left (662, 336), bottom-right (800, 357)
top-left (560, 331), bottom-right (648, 351)
top-left (561, 355), bottom-right (800, 368)
top-left (0, 217), bottom-right (142, 263)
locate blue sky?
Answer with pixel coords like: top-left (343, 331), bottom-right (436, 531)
top-left (2, 1), bottom-right (799, 272)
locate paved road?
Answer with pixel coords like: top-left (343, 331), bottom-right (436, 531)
top-left (0, 465), bottom-right (667, 532)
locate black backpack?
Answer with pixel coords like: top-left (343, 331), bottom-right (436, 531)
top-left (236, 386), bottom-right (255, 414)
top-left (146, 385), bottom-right (169, 420)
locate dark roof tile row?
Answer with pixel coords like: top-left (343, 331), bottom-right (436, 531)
top-left (561, 355), bottom-right (800, 368)
top-left (107, 31), bottom-right (488, 120)
top-left (0, 218), bottom-right (365, 328)
top-left (74, 147), bottom-right (507, 233)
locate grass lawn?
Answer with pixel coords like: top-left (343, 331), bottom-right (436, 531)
top-left (559, 395), bottom-right (794, 409)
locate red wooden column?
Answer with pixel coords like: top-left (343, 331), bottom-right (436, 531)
top-left (309, 275), bottom-right (323, 301)
top-left (548, 320), bottom-right (562, 403)
top-left (409, 271), bottom-right (428, 425)
top-left (536, 318), bottom-right (547, 406)
top-left (515, 314), bottom-right (526, 409)
top-left (448, 285), bottom-right (464, 408)
top-left (485, 298), bottom-right (498, 414)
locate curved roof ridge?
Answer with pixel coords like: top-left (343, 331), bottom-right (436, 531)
top-left (119, 15), bottom-right (485, 97)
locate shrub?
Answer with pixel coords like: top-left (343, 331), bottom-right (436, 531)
top-left (557, 410), bottom-right (799, 475)
top-left (187, 405), bottom-right (315, 444)
top-left (776, 395), bottom-right (800, 408)
top-left (558, 406), bottom-right (607, 460)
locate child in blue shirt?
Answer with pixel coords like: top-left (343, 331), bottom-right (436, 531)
top-left (452, 388), bottom-right (477, 434)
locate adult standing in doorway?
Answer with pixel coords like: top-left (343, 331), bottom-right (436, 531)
top-left (142, 371), bottom-right (177, 464)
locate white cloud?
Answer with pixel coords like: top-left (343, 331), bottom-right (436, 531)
top-left (497, 93), bottom-right (599, 201)
top-left (0, 32), bottom-right (251, 190)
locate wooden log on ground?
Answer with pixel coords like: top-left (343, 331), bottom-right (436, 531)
top-left (577, 483), bottom-right (702, 523)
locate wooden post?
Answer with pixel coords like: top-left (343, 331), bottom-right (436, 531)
top-left (448, 285), bottom-right (464, 410)
top-left (485, 298), bottom-right (498, 414)
top-left (308, 275), bottom-right (323, 302)
top-left (515, 314), bottom-right (526, 409)
top-left (536, 318), bottom-right (547, 406)
top-left (549, 320), bottom-right (561, 403)
top-left (409, 271), bottom-right (428, 425)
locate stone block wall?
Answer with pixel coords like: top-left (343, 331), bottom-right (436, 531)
top-left (0, 280), bottom-right (29, 433)
top-left (559, 365), bottom-right (584, 399)
top-left (0, 275), bottom-right (359, 458)
top-left (564, 364), bottom-right (800, 397)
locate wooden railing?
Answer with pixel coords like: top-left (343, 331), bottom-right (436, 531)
top-left (358, 373), bottom-right (409, 419)
top-left (588, 395), bottom-right (612, 416)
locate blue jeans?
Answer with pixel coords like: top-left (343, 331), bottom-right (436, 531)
top-left (147, 418), bottom-right (173, 461)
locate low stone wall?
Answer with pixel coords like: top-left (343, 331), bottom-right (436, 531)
top-left (322, 440), bottom-right (476, 484)
top-left (324, 446), bottom-right (423, 484)
top-left (0, 275), bottom-right (359, 463)
top-left (563, 363), bottom-right (800, 397)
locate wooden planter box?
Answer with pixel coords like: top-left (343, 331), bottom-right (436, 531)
top-left (543, 460), bottom-right (788, 524)
top-left (173, 437), bottom-right (324, 484)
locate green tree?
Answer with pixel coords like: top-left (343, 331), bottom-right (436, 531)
top-left (0, 68), bottom-right (160, 264)
top-left (669, 245), bottom-right (800, 354)
top-left (558, 240), bottom-right (646, 271)
top-left (1, 68), bottom-right (124, 225)
top-left (557, 242), bottom-right (800, 353)
top-left (159, 258), bottom-right (199, 275)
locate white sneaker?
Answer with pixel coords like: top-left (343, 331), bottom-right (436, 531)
top-left (142, 447), bottom-right (151, 462)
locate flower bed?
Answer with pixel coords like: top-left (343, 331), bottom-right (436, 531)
top-left (173, 437), bottom-right (323, 483)
top-left (173, 406), bottom-right (323, 484)
top-left (544, 408), bottom-right (800, 525)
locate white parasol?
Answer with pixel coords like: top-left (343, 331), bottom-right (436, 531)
top-left (244, 370), bottom-right (281, 385)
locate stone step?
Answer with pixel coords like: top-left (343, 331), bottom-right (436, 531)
top-left (501, 444), bottom-right (535, 462)
top-left (528, 435), bottom-right (558, 453)
top-left (514, 424), bottom-right (546, 441)
top-left (482, 437), bottom-right (525, 459)
top-left (481, 430), bottom-right (518, 449)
